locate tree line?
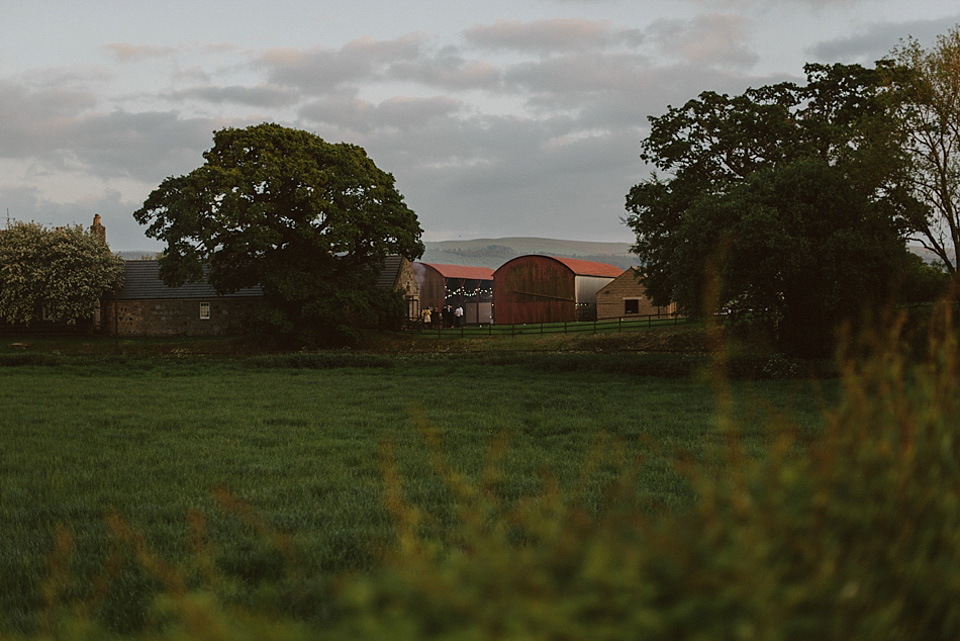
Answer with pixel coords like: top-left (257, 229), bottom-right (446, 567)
top-left (626, 26), bottom-right (960, 356)
top-left (3, 27), bottom-right (958, 351)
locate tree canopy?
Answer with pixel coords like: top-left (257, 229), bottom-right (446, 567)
top-left (625, 62), bottom-right (919, 356)
top-left (0, 220), bottom-right (124, 326)
top-left (892, 26), bottom-right (960, 274)
top-left (134, 123), bottom-right (424, 346)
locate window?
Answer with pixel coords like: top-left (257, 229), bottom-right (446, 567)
top-left (624, 299), bottom-right (640, 315)
top-left (199, 302), bottom-right (211, 320)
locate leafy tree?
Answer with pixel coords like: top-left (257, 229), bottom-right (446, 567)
top-left (0, 221), bottom-right (124, 326)
top-left (891, 26), bottom-right (960, 274)
top-left (134, 123), bottom-right (424, 346)
top-left (625, 63), bottom-right (918, 356)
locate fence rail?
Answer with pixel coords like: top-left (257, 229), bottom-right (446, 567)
top-left (407, 313), bottom-right (690, 339)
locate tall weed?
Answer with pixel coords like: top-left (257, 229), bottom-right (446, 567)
top-left (328, 307), bottom-right (960, 640)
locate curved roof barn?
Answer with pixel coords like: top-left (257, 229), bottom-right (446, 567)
top-left (492, 255), bottom-right (623, 324)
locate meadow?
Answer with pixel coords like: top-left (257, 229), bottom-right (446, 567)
top-left (0, 351), bottom-right (828, 635)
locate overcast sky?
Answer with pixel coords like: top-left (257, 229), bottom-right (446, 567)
top-left (2, 1), bottom-right (957, 251)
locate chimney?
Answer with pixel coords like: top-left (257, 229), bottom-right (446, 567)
top-left (91, 214), bottom-right (107, 245)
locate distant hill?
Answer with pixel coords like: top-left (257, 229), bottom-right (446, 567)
top-left (421, 237), bottom-right (637, 270)
top-left (122, 241), bottom-right (949, 273)
top-left (119, 250), bottom-right (162, 260)
top-left (121, 239), bottom-right (638, 270)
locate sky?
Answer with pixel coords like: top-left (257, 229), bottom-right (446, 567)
top-left (1, 1), bottom-right (958, 251)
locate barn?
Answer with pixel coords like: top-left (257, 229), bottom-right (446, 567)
top-left (596, 268), bottom-right (677, 320)
top-left (413, 262), bottom-right (494, 325)
top-left (492, 255), bottom-right (623, 325)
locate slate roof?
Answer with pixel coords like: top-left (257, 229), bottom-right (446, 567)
top-left (116, 261), bottom-right (263, 300)
top-left (376, 255), bottom-right (406, 291)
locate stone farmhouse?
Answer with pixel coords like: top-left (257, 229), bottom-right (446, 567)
top-left (102, 261), bottom-right (263, 337)
top-left (104, 255), bottom-right (421, 337)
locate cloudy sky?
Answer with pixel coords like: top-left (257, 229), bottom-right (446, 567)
top-left (1, 1), bottom-right (957, 251)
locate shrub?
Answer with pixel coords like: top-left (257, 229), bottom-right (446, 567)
top-left (325, 307), bottom-right (960, 640)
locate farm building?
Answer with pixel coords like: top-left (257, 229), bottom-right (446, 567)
top-left (413, 262), bottom-right (494, 325)
top-left (104, 256), bottom-right (420, 336)
top-left (492, 255), bottom-right (624, 324)
top-left (377, 255), bottom-right (421, 323)
top-left (101, 261), bottom-right (263, 337)
top-left (596, 268), bottom-right (677, 320)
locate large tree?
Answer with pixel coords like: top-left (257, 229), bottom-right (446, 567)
top-left (134, 123), bottom-right (424, 346)
top-left (892, 26), bottom-right (960, 274)
top-left (625, 63), bottom-right (919, 356)
top-left (0, 221), bottom-right (124, 326)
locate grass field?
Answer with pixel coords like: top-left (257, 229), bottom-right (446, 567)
top-left (0, 352), bottom-right (829, 634)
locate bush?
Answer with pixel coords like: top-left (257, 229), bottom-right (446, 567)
top-left (326, 307), bottom-right (960, 640)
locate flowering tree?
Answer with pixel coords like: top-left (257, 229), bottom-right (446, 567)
top-left (0, 221), bottom-right (124, 326)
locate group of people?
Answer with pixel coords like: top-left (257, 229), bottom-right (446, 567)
top-left (421, 304), bottom-right (464, 329)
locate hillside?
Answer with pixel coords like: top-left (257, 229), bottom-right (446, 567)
top-left (421, 237), bottom-right (636, 270)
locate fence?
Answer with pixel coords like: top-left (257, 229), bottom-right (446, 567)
top-left (408, 312), bottom-right (690, 339)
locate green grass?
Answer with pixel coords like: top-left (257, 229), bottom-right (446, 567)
top-left (0, 355), bottom-right (828, 634)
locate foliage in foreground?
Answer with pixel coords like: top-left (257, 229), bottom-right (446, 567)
top-left (10, 308), bottom-right (960, 640)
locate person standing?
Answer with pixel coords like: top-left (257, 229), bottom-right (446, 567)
top-left (454, 305), bottom-right (464, 328)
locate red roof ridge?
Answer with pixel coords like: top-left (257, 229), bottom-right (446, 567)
top-left (544, 256), bottom-right (624, 278)
top-left (416, 262), bottom-right (495, 280)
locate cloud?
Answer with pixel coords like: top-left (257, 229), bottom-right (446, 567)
top-left (299, 92), bottom-right (463, 134)
top-left (648, 13), bottom-right (758, 68)
top-left (808, 15), bottom-right (960, 63)
top-left (62, 110), bottom-right (215, 181)
top-left (388, 54), bottom-right (502, 91)
top-left (0, 80), bottom-right (97, 158)
top-left (260, 33), bottom-right (427, 93)
top-left (464, 18), bottom-right (644, 54)
top-left (680, 0), bottom-right (864, 7)
top-left (163, 84), bottom-right (299, 108)
top-left (0, 184), bottom-right (161, 251)
top-left (0, 79), bottom-right (214, 182)
top-left (105, 43), bottom-right (177, 61)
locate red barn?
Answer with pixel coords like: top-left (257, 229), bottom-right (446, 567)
top-left (492, 255), bottom-right (623, 324)
top-left (413, 262), bottom-right (495, 325)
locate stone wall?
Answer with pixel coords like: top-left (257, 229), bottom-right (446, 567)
top-left (101, 297), bottom-right (260, 336)
top-left (596, 269), bottom-right (676, 320)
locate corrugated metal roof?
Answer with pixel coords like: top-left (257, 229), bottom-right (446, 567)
top-left (542, 256), bottom-right (625, 278)
top-left (116, 261), bottom-right (262, 300)
top-left (418, 262), bottom-right (494, 280)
